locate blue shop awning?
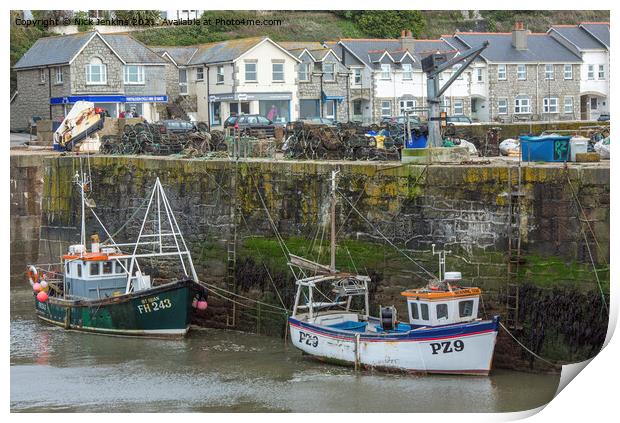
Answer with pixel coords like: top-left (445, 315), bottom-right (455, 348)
top-left (321, 92), bottom-right (345, 103)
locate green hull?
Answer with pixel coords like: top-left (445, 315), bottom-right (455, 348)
top-left (34, 279), bottom-right (205, 337)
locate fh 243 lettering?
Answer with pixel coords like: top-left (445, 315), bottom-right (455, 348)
top-left (430, 340), bottom-right (464, 355)
top-left (137, 296), bottom-right (172, 314)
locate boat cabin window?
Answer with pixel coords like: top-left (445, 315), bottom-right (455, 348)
top-left (436, 303), bottom-right (449, 320)
top-left (115, 260), bottom-right (128, 274)
top-left (410, 302), bottom-right (419, 319)
top-left (77, 263), bottom-right (82, 278)
top-left (459, 300), bottom-right (474, 317)
top-left (102, 261), bottom-right (113, 275)
top-left (420, 303), bottom-right (429, 320)
top-left (90, 262), bottom-right (100, 276)
top-left (65, 263), bottom-right (71, 277)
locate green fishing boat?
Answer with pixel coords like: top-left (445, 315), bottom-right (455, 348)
top-left (27, 170), bottom-right (208, 338)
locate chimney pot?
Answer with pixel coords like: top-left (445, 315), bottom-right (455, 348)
top-left (512, 22), bottom-right (529, 50)
top-left (399, 29), bottom-right (415, 52)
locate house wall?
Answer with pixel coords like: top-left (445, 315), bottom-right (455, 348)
top-left (580, 51), bottom-right (609, 97)
top-left (123, 65), bottom-right (167, 96)
top-left (487, 63), bottom-right (581, 121)
top-left (162, 58), bottom-right (180, 101)
top-left (297, 52), bottom-right (350, 121)
top-left (70, 35), bottom-right (124, 94)
top-left (11, 69), bottom-right (52, 130)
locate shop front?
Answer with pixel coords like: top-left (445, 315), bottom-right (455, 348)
top-left (208, 92), bottom-right (292, 128)
top-left (50, 95), bottom-right (168, 122)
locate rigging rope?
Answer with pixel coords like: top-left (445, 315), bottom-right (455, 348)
top-left (336, 188), bottom-right (436, 280)
top-left (499, 322), bottom-right (562, 367)
top-left (565, 172), bottom-right (609, 314)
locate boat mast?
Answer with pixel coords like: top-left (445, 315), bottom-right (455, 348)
top-left (330, 169), bottom-right (339, 273)
top-left (73, 167), bottom-right (89, 254)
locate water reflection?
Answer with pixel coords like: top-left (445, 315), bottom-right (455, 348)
top-left (10, 284), bottom-right (560, 412)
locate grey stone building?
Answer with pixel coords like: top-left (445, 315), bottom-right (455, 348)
top-left (280, 42), bottom-right (350, 122)
top-left (11, 31), bottom-right (168, 131)
top-left (451, 24), bottom-right (583, 122)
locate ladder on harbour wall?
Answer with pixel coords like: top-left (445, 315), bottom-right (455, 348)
top-left (506, 164), bottom-right (524, 330)
top-left (226, 167), bottom-right (238, 327)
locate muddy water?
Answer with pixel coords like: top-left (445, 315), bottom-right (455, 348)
top-left (10, 283), bottom-right (560, 413)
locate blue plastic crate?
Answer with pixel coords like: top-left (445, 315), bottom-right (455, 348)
top-left (520, 135), bottom-right (571, 162)
top-left (406, 134), bottom-right (427, 148)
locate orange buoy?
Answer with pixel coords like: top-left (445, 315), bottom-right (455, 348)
top-left (36, 291), bottom-right (49, 302)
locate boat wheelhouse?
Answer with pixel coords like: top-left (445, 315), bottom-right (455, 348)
top-left (287, 171), bottom-right (499, 375)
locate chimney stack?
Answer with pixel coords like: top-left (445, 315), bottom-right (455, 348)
top-left (512, 21), bottom-right (529, 50)
top-left (399, 29), bottom-right (415, 52)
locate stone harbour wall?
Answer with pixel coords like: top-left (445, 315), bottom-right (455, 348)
top-left (10, 153), bottom-right (610, 368)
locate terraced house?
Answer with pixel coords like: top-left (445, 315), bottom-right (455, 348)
top-left (446, 23), bottom-right (585, 122)
top-left (330, 31), bottom-right (488, 123)
top-left (547, 22), bottom-right (610, 120)
top-left (11, 31), bottom-right (168, 131)
top-left (280, 42), bottom-right (351, 122)
top-left (154, 37), bottom-right (300, 129)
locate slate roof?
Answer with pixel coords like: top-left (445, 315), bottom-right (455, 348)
top-left (580, 23), bottom-right (610, 48)
top-left (151, 46), bottom-right (199, 66)
top-left (338, 39), bottom-right (454, 68)
top-left (187, 37), bottom-right (265, 65)
top-left (101, 34), bottom-right (166, 64)
top-left (549, 25), bottom-right (607, 50)
top-left (454, 33), bottom-right (582, 63)
top-left (279, 41), bottom-right (334, 61)
top-left (14, 32), bottom-right (166, 69)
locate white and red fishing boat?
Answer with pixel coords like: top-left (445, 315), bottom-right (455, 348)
top-left (287, 171), bottom-right (499, 375)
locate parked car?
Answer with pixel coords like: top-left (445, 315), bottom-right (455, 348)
top-left (597, 114), bottom-right (610, 122)
top-left (234, 114), bottom-right (276, 138)
top-left (381, 116), bottom-right (421, 126)
top-left (223, 115), bottom-right (239, 129)
top-left (159, 119), bottom-right (197, 133)
top-left (446, 116), bottom-right (473, 124)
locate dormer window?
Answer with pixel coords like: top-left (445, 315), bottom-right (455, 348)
top-left (380, 64), bottom-right (391, 80)
top-left (86, 57), bottom-right (107, 85)
top-left (323, 63), bottom-right (335, 81)
top-left (402, 63), bottom-right (412, 80)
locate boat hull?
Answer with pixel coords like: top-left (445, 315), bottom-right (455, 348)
top-left (34, 279), bottom-right (205, 338)
top-left (289, 317), bottom-right (499, 375)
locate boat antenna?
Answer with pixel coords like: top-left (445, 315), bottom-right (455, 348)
top-left (330, 168), bottom-right (340, 273)
top-left (432, 243), bottom-right (451, 282)
top-left (73, 159), bottom-right (90, 254)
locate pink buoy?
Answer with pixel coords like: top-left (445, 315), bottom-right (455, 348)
top-left (196, 300), bottom-right (208, 311)
top-left (191, 299), bottom-right (198, 308)
top-left (36, 291), bottom-right (49, 302)
top-left (40, 280), bottom-right (49, 290)
top-left (32, 283), bottom-right (42, 293)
